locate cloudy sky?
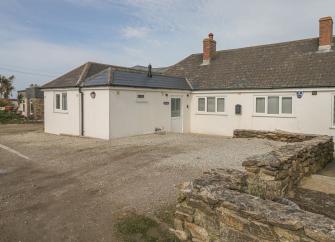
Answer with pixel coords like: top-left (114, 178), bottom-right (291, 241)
top-left (0, 0), bottom-right (334, 93)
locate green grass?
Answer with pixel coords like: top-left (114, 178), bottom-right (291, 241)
top-left (0, 110), bottom-right (26, 124)
top-left (115, 213), bottom-right (180, 242)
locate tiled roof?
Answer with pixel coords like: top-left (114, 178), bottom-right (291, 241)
top-left (165, 37), bottom-right (335, 90)
top-left (42, 37), bottom-right (335, 90)
top-left (42, 62), bottom-right (148, 89)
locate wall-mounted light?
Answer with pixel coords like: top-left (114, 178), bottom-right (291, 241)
top-left (165, 93), bottom-right (168, 97)
top-left (90, 91), bottom-right (96, 99)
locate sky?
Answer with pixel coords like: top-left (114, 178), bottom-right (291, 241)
top-left (0, 0), bottom-right (335, 94)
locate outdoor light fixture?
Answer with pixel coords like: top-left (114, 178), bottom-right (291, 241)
top-left (90, 91), bottom-right (96, 99)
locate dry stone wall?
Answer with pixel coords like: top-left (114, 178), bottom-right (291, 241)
top-left (174, 169), bottom-right (335, 242)
top-left (174, 130), bottom-right (335, 241)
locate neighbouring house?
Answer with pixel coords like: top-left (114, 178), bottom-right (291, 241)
top-left (18, 84), bottom-right (44, 120)
top-left (42, 17), bottom-right (335, 140)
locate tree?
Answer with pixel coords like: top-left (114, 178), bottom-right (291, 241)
top-left (0, 75), bottom-right (15, 99)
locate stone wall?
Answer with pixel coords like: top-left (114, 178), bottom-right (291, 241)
top-left (174, 130), bottom-right (335, 241)
top-left (31, 98), bottom-right (44, 120)
top-left (174, 169), bottom-right (335, 242)
top-left (233, 129), bottom-right (316, 142)
top-left (243, 134), bottom-right (333, 199)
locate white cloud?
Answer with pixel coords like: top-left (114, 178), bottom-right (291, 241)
top-left (121, 26), bottom-right (151, 39)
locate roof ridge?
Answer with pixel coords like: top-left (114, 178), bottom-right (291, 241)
top-left (76, 62), bottom-right (91, 86)
top-left (191, 37), bottom-right (323, 56)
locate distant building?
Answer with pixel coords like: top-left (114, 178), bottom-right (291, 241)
top-left (18, 84), bottom-right (44, 120)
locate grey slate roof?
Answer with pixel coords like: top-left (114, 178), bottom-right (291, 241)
top-left (42, 62), bottom-right (151, 89)
top-left (81, 68), bottom-right (191, 90)
top-left (165, 37), bottom-right (335, 90)
top-left (42, 37), bottom-right (335, 91)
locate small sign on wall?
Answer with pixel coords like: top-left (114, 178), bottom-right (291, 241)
top-left (163, 101), bottom-right (169, 105)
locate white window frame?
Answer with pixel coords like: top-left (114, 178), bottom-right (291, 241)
top-left (253, 95), bottom-right (294, 117)
top-left (54, 92), bottom-right (68, 113)
top-left (331, 94), bottom-right (335, 128)
top-left (196, 96), bottom-right (227, 115)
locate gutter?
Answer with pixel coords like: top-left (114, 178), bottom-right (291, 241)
top-left (77, 63), bottom-right (91, 137)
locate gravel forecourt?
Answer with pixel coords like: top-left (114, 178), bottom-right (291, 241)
top-left (0, 124), bottom-right (284, 242)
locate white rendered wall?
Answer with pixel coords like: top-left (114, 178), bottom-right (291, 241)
top-left (44, 89), bottom-right (80, 136)
top-left (82, 89), bottom-right (110, 139)
top-left (109, 88), bottom-right (191, 139)
top-left (190, 89), bottom-right (335, 137)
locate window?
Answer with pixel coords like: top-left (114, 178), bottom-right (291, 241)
top-left (254, 96), bottom-right (293, 116)
top-left (171, 98), bottom-right (181, 117)
top-left (217, 98), bottom-right (225, 112)
top-left (198, 98), bottom-right (205, 111)
top-left (197, 96), bottom-right (227, 114)
top-left (55, 94), bottom-right (61, 109)
top-left (207, 97), bottom-right (215, 112)
top-left (30, 100), bottom-right (34, 115)
top-left (268, 96), bottom-right (279, 114)
top-left (62, 93), bottom-right (67, 110)
top-left (282, 97), bottom-right (292, 114)
top-left (54, 92), bottom-right (68, 112)
top-left (256, 97), bottom-right (265, 113)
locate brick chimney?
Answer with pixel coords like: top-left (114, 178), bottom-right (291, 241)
top-left (319, 16), bottom-right (333, 51)
top-left (202, 33), bottom-right (216, 65)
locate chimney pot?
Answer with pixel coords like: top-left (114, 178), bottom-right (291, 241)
top-left (319, 16), bottom-right (333, 51)
top-left (202, 33), bottom-right (216, 65)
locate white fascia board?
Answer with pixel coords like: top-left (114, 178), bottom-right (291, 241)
top-left (191, 87), bottom-right (335, 94)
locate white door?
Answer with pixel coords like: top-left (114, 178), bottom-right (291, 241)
top-left (171, 97), bottom-right (183, 133)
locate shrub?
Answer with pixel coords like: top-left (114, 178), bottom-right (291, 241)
top-left (0, 99), bottom-right (12, 107)
top-left (0, 110), bottom-right (25, 124)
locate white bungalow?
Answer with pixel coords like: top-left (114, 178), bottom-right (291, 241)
top-left (42, 17), bottom-right (335, 139)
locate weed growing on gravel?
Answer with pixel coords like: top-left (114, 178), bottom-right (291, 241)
top-left (115, 213), bottom-right (180, 242)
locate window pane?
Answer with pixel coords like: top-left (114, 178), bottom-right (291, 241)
top-left (171, 98), bottom-right (181, 117)
top-left (62, 93), bottom-right (67, 110)
top-left (198, 98), bottom-right (205, 111)
top-left (207, 97), bottom-right (215, 112)
top-left (282, 97), bottom-right (292, 114)
top-left (268, 96), bottom-right (279, 114)
top-left (256, 97), bottom-right (265, 113)
top-left (56, 94), bottom-right (60, 109)
top-left (217, 98), bottom-right (225, 112)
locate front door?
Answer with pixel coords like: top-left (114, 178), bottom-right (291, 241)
top-left (171, 97), bottom-right (183, 133)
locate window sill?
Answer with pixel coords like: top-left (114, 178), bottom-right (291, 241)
top-left (252, 114), bottom-right (296, 118)
top-left (54, 110), bottom-right (68, 114)
top-left (196, 112), bottom-right (228, 116)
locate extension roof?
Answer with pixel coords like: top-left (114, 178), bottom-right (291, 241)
top-left (42, 37), bottom-right (335, 91)
top-left (82, 68), bottom-right (191, 90)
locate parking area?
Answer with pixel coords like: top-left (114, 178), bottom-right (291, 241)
top-left (0, 124), bottom-right (283, 241)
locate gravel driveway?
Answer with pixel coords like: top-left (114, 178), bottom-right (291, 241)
top-left (0, 124), bottom-right (283, 242)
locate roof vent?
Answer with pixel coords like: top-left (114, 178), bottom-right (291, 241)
top-left (147, 64), bottom-right (152, 77)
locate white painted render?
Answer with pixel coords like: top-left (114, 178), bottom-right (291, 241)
top-left (108, 88), bottom-right (190, 138)
top-left (82, 89), bottom-right (110, 139)
top-left (43, 87), bottom-right (191, 140)
top-left (190, 88), bottom-right (335, 137)
top-left (44, 89), bottom-right (81, 136)
top-left (43, 86), bottom-right (335, 140)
